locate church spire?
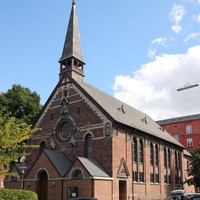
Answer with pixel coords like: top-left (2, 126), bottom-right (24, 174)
top-left (59, 0), bottom-right (85, 81)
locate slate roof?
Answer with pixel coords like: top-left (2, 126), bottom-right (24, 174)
top-left (78, 157), bottom-right (110, 177)
top-left (156, 113), bottom-right (200, 125)
top-left (75, 80), bottom-right (184, 148)
top-left (44, 149), bottom-right (72, 177)
top-left (59, 0), bottom-right (85, 63)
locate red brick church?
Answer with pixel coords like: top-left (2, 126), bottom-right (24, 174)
top-left (4, 1), bottom-right (194, 199)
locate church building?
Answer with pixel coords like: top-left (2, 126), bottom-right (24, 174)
top-left (4, 1), bottom-right (194, 200)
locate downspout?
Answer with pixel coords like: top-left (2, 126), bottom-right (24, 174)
top-left (61, 179), bottom-right (64, 200)
top-left (92, 178), bottom-right (94, 197)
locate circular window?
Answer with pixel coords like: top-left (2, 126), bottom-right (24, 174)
top-left (58, 120), bottom-right (75, 140)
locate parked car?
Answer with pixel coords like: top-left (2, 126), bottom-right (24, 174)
top-left (165, 190), bottom-right (200, 200)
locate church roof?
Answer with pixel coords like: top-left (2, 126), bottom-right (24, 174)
top-left (78, 157), bottom-right (110, 177)
top-left (75, 79), bottom-right (184, 148)
top-left (59, 0), bottom-right (85, 63)
top-left (44, 149), bottom-right (72, 177)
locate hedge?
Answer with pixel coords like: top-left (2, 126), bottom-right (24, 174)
top-left (0, 189), bottom-right (38, 200)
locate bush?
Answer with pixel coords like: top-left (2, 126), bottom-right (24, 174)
top-left (0, 189), bottom-right (38, 200)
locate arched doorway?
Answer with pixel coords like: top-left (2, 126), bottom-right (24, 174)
top-left (37, 170), bottom-right (48, 200)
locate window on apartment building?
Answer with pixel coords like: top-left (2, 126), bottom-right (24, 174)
top-left (186, 125), bottom-right (192, 134)
top-left (150, 143), bottom-right (154, 165)
top-left (187, 138), bottom-right (193, 147)
top-left (174, 134), bottom-right (179, 141)
top-left (132, 137), bottom-right (137, 162)
top-left (139, 139), bottom-right (143, 163)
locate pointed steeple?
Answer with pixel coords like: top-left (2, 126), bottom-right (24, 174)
top-left (59, 0), bottom-right (85, 81)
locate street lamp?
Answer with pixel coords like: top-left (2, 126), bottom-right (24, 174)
top-left (19, 166), bottom-right (27, 190)
top-left (177, 83), bottom-right (199, 91)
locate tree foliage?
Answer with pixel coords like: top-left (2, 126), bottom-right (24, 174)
top-left (0, 112), bottom-right (39, 175)
top-left (0, 84), bottom-right (41, 175)
top-left (186, 145), bottom-right (200, 187)
top-left (0, 84), bottom-right (42, 125)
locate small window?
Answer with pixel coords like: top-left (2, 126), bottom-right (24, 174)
top-left (133, 171), bottom-right (138, 182)
top-left (132, 137), bottom-right (137, 162)
top-left (139, 139), bottom-right (143, 163)
top-left (173, 134), bottom-right (179, 141)
top-left (155, 145), bottom-right (159, 166)
top-left (187, 138), bottom-right (193, 147)
top-left (168, 149), bottom-right (171, 168)
top-left (71, 169), bottom-right (83, 179)
top-left (150, 173), bottom-right (154, 183)
top-left (186, 125), bottom-right (192, 134)
top-left (67, 187), bottom-right (78, 198)
top-left (150, 143), bottom-right (154, 165)
top-left (84, 133), bottom-right (93, 158)
top-left (164, 148), bottom-right (167, 168)
top-left (105, 123), bottom-right (111, 136)
top-left (51, 112), bottom-right (53, 120)
top-left (155, 174), bottom-right (159, 183)
top-left (139, 172), bottom-right (144, 182)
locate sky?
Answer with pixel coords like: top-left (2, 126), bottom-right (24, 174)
top-left (0, 0), bottom-right (200, 121)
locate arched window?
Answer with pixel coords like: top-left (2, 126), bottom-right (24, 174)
top-left (132, 137), bottom-right (137, 162)
top-left (150, 143), bottom-right (154, 165)
top-left (155, 144), bottom-right (159, 166)
top-left (71, 169), bottom-right (83, 179)
top-left (39, 141), bottom-right (46, 154)
top-left (139, 139), bottom-right (143, 163)
top-left (84, 133), bottom-right (92, 158)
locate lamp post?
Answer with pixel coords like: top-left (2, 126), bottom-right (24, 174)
top-left (19, 166), bottom-right (27, 190)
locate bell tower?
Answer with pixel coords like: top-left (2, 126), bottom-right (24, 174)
top-left (59, 0), bottom-right (85, 81)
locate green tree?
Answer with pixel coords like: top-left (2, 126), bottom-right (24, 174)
top-left (0, 84), bottom-right (42, 125)
top-left (186, 145), bottom-right (200, 187)
top-left (0, 84), bottom-right (41, 175)
top-left (0, 112), bottom-right (39, 175)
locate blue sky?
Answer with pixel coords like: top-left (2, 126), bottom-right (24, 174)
top-left (1, 0), bottom-right (200, 120)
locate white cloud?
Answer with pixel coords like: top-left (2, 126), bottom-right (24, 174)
top-left (169, 4), bottom-right (186, 33)
top-left (184, 33), bottom-right (200, 43)
top-left (152, 37), bottom-right (167, 45)
top-left (148, 37), bottom-right (167, 59)
top-left (193, 14), bottom-right (200, 23)
top-left (113, 45), bottom-right (200, 120)
top-left (148, 48), bottom-right (157, 59)
top-left (172, 24), bottom-right (182, 33)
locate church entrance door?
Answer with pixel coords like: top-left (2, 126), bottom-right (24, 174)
top-left (38, 170), bottom-right (48, 200)
top-left (119, 180), bottom-right (127, 200)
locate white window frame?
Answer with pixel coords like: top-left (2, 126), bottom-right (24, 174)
top-left (187, 138), bottom-right (193, 147)
top-left (186, 125), bottom-right (192, 134)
